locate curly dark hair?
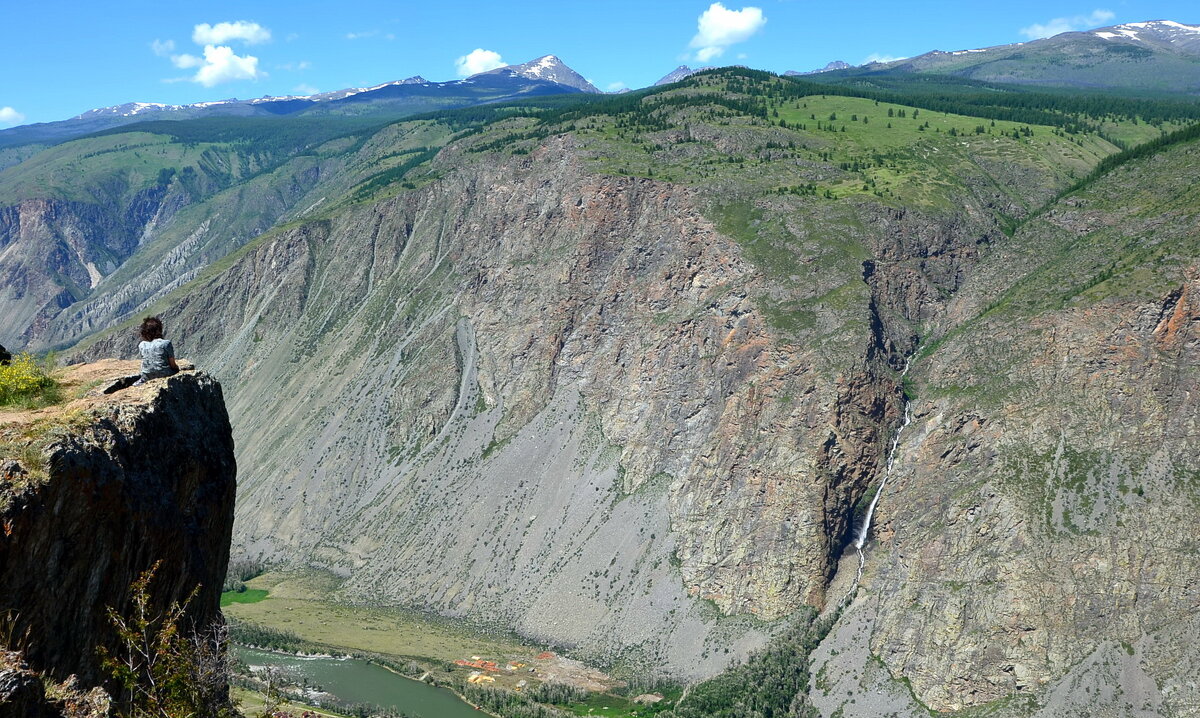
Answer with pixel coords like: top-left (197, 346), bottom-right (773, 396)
top-left (139, 317), bottom-right (165, 342)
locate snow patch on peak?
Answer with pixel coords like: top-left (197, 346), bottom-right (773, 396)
top-left (479, 55), bottom-right (599, 93)
top-left (1099, 20), bottom-right (1200, 34)
top-left (1090, 20), bottom-right (1200, 43)
top-left (525, 55), bottom-right (560, 79)
top-left (1156, 20), bottom-right (1200, 32)
top-left (129, 103), bottom-right (167, 114)
top-left (74, 101), bottom-right (208, 119)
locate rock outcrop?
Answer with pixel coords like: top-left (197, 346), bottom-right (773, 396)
top-left (841, 138), bottom-right (1200, 714)
top-left (0, 362), bottom-right (236, 689)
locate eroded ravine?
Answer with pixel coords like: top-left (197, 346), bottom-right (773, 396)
top-left (845, 391), bottom-right (912, 604)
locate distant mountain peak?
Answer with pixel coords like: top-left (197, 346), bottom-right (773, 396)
top-left (475, 55), bottom-right (600, 93)
top-left (851, 17), bottom-right (1200, 95)
top-left (654, 65), bottom-right (714, 86)
top-left (71, 56), bottom-right (606, 123)
top-left (73, 76), bottom-right (438, 119)
top-left (783, 60), bottom-right (853, 76)
top-left (74, 99), bottom-right (239, 119)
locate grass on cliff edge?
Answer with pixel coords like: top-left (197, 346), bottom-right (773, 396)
top-left (0, 408), bottom-right (94, 508)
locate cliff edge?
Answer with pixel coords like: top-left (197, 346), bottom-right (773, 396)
top-left (0, 360), bottom-right (236, 690)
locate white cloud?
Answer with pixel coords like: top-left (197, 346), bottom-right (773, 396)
top-left (294, 83), bottom-right (319, 95)
top-left (345, 29), bottom-right (392, 40)
top-left (690, 3), bottom-right (766, 62)
top-left (173, 45), bottom-right (264, 87)
top-left (0, 106), bottom-right (25, 127)
top-left (159, 21), bottom-right (269, 86)
top-left (863, 53), bottom-right (905, 64)
top-left (171, 52), bottom-right (203, 69)
top-left (277, 60), bottom-right (312, 71)
top-left (455, 48), bottom-right (506, 76)
top-left (1019, 9), bottom-right (1115, 39)
top-left (193, 21), bottom-right (271, 45)
top-left (605, 81), bottom-right (627, 92)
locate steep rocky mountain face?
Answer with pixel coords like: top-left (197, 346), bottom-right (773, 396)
top-left (856, 139), bottom-right (1200, 713)
top-left (865, 19), bottom-right (1200, 94)
top-left (0, 364), bottom-right (236, 689)
top-left (0, 125), bottom-right (368, 349)
top-left (10, 68), bottom-right (1199, 712)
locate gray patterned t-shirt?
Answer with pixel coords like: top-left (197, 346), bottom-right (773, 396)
top-left (138, 338), bottom-right (176, 379)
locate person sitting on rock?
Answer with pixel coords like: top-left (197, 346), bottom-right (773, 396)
top-left (135, 316), bottom-right (179, 385)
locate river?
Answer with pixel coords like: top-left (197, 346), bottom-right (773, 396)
top-left (236, 646), bottom-right (491, 718)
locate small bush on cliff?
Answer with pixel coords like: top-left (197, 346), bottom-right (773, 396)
top-left (0, 353), bottom-right (60, 409)
top-left (100, 562), bottom-right (236, 718)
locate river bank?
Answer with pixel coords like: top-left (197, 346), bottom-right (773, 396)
top-left (221, 570), bottom-right (675, 717)
top-left (231, 643), bottom-right (506, 718)
top-left (236, 646), bottom-right (495, 718)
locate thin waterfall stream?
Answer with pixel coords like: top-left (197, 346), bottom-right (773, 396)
top-left (844, 364), bottom-right (913, 603)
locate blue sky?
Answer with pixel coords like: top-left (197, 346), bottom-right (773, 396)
top-left (1, 0), bottom-right (1196, 127)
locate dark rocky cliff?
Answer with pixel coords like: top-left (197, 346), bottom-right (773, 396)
top-left (0, 362), bottom-right (236, 687)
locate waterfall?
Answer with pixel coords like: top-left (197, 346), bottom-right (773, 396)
top-left (844, 364), bottom-right (913, 603)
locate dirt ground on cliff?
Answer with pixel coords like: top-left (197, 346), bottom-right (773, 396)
top-left (0, 359), bottom-right (193, 428)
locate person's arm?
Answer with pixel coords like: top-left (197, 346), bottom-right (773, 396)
top-left (165, 340), bottom-right (180, 372)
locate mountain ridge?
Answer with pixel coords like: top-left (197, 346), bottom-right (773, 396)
top-left (854, 18), bottom-right (1200, 93)
top-left (784, 60), bottom-right (853, 76)
top-left (0, 57), bottom-right (595, 149)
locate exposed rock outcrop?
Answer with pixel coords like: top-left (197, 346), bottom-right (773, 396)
top-left (0, 362), bottom-right (236, 689)
top-left (849, 139), bottom-right (1200, 713)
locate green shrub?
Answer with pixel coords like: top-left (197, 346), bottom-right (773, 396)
top-left (0, 354), bottom-right (59, 408)
top-left (99, 562), bottom-right (237, 718)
